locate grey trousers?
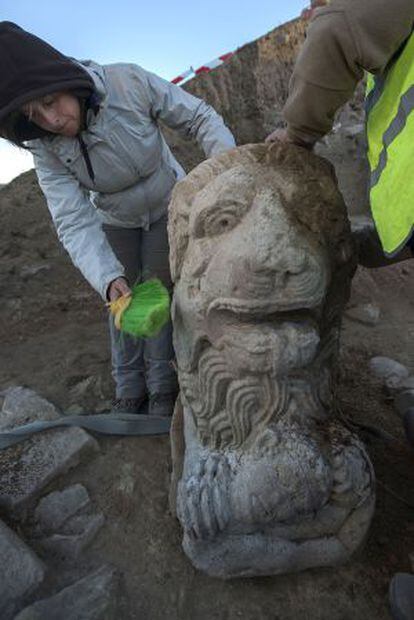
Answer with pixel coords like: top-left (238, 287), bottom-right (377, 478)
top-left (102, 214), bottom-right (177, 399)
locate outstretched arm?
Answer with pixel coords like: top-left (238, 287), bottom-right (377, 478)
top-left (33, 145), bottom-right (126, 300)
top-left (270, 0), bottom-right (414, 148)
top-left (145, 70), bottom-right (236, 157)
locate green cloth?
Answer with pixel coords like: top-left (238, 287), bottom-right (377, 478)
top-left (120, 279), bottom-right (170, 338)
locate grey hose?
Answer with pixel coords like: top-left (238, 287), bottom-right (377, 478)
top-left (0, 413), bottom-right (171, 450)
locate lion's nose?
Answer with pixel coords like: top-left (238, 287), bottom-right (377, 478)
top-left (249, 244), bottom-right (308, 279)
top-left (238, 244), bottom-right (309, 298)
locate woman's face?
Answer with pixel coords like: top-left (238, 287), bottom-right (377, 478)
top-left (21, 92), bottom-right (81, 137)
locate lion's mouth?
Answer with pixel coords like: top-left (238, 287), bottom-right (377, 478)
top-left (175, 289), bottom-right (324, 372)
top-left (206, 296), bottom-right (322, 329)
top-left (206, 304), bottom-right (320, 375)
top-left (204, 300), bottom-right (321, 374)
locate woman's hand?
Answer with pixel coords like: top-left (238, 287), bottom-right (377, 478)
top-left (107, 277), bottom-right (131, 302)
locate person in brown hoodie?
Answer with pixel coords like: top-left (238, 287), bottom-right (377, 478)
top-left (267, 0), bottom-right (414, 258)
top-left (266, 2), bottom-right (414, 618)
top-left (269, 0), bottom-right (413, 147)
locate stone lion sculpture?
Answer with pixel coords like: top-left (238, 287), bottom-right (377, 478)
top-left (168, 143), bottom-right (375, 578)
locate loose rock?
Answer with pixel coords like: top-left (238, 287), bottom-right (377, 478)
top-left (0, 387), bottom-right (99, 515)
top-left (34, 484), bottom-right (91, 534)
top-left (14, 565), bottom-right (118, 620)
top-left (0, 386), bottom-right (59, 431)
top-left (0, 519), bottom-right (45, 620)
top-left (369, 357), bottom-right (410, 390)
top-left (345, 303), bottom-right (381, 326)
top-left (37, 513), bottom-right (105, 561)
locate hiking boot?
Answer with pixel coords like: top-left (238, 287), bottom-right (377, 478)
top-left (148, 392), bottom-right (177, 417)
top-left (389, 573), bottom-right (414, 620)
top-left (111, 396), bottom-right (146, 414)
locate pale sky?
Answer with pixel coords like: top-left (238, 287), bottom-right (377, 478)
top-left (0, 0), bottom-right (307, 184)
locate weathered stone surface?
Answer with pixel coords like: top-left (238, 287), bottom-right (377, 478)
top-left (0, 387), bottom-right (99, 515)
top-left (369, 357), bottom-right (410, 390)
top-left (0, 519), bottom-right (45, 620)
top-left (169, 143), bottom-right (375, 577)
top-left (14, 565), bottom-right (118, 620)
top-left (34, 484), bottom-right (91, 534)
top-left (37, 512), bottom-right (105, 560)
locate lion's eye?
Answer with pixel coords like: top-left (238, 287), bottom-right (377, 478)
top-left (217, 216), bottom-right (232, 229)
top-left (200, 209), bottom-right (240, 238)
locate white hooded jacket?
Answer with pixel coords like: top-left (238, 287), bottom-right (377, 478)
top-left (31, 60), bottom-right (236, 298)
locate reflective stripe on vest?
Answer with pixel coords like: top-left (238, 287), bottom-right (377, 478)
top-left (366, 32), bottom-right (414, 256)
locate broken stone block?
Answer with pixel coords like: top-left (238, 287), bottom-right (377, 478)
top-left (0, 387), bottom-right (99, 516)
top-left (0, 519), bottom-right (45, 620)
top-left (369, 357), bottom-right (410, 390)
top-left (36, 512), bottom-right (105, 561)
top-left (14, 565), bottom-right (118, 620)
top-left (34, 484), bottom-right (91, 534)
top-left (169, 143), bottom-right (375, 577)
top-left (0, 386), bottom-right (60, 431)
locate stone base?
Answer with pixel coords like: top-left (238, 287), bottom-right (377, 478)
top-left (182, 494), bottom-right (375, 578)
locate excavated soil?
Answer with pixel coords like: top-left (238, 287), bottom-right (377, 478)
top-left (0, 16), bottom-right (414, 620)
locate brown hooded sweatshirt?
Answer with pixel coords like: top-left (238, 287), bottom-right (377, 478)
top-left (284, 0), bottom-right (414, 145)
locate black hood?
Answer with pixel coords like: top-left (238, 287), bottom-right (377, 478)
top-left (0, 21), bottom-right (94, 126)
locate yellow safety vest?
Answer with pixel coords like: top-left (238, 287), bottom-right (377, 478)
top-left (366, 32), bottom-right (414, 256)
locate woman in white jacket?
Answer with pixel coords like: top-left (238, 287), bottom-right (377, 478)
top-left (0, 21), bottom-right (236, 416)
